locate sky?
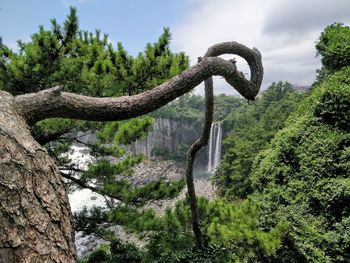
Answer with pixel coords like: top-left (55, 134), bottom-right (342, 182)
top-left (1, 0), bottom-right (350, 95)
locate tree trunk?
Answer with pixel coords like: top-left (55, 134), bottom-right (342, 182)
top-left (0, 91), bottom-right (76, 263)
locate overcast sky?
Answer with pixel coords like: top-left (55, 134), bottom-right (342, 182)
top-left (1, 0), bottom-right (350, 95)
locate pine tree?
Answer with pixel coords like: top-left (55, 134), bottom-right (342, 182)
top-left (0, 7), bottom-right (263, 262)
top-left (0, 7), bottom-right (190, 257)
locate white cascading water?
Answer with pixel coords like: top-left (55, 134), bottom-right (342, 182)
top-left (207, 122), bottom-right (222, 173)
top-left (207, 124), bottom-right (214, 172)
top-left (61, 140), bottom-right (107, 259)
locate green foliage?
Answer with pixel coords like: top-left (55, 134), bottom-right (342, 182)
top-left (106, 206), bottom-right (160, 232)
top-left (74, 178), bottom-right (186, 240)
top-left (144, 239), bottom-right (230, 263)
top-left (141, 198), bottom-right (286, 263)
top-left (78, 157), bottom-right (185, 205)
top-left (316, 23), bottom-right (350, 72)
top-left (314, 67), bottom-right (350, 131)
top-left (314, 23), bottom-right (350, 85)
top-left (81, 239), bottom-right (142, 263)
top-left (214, 82), bottom-right (303, 198)
top-left (5, 7), bottom-right (350, 263)
top-left (152, 93), bottom-right (244, 129)
top-left (33, 118), bottom-right (76, 137)
top-left (80, 22), bottom-right (350, 263)
top-left (214, 94), bottom-right (245, 122)
top-left (82, 196), bottom-right (287, 263)
top-left (0, 10), bottom-right (190, 212)
top-left (152, 93), bottom-right (205, 130)
top-left (110, 239), bottom-right (143, 262)
top-left (74, 206), bottom-right (111, 237)
top-left (81, 157), bottom-right (143, 193)
top-left (0, 8), bottom-right (188, 96)
top-left (206, 199), bottom-right (288, 262)
top-left (98, 116), bottom-right (154, 145)
top-left (249, 67), bottom-right (350, 262)
top-left (0, 7), bottom-right (188, 149)
top-left (132, 178), bottom-right (186, 203)
top-left (74, 205), bottom-right (158, 238)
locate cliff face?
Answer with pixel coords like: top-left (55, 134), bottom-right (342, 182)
top-left (131, 118), bottom-right (199, 158)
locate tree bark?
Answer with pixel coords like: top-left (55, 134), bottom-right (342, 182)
top-left (185, 75), bottom-right (214, 249)
top-left (0, 41), bottom-right (263, 262)
top-left (185, 42), bottom-right (263, 249)
top-left (0, 92), bottom-right (76, 263)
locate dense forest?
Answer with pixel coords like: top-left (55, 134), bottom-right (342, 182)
top-left (0, 7), bottom-right (349, 263)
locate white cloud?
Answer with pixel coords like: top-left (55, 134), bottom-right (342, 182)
top-left (171, 0), bottom-right (350, 95)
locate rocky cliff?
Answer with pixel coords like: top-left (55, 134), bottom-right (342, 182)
top-left (131, 117), bottom-right (200, 158)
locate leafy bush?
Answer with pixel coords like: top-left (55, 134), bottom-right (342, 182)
top-left (314, 67), bottom-right (350, 131)
top-left (110, 239), bottom-right (142, 263)
top-left (82, 239), bottom-right (142, 263)
top-left (141, 198), bottom-right (286, 262)
top-left (214, 82), bottom-right (303, 198)
top-left (316, 23), bottom-right (350, 71)
top-left (250, 67), bottom-right (350, 262)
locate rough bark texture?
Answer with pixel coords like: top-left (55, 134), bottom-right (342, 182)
top-left (0, 91), bottom-right (76, 263)
top-left (0, 41), bottom-right (262, 262)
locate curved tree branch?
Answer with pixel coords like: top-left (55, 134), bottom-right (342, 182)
top-left (184, 42), bottom-right (263, 249)
top-left (13, 41), bottom-right (263, 251)
top-left (15, 42), bottom-right (262, 125)
top-left (204, 41), bottom-right (263, 89)
top-left (185, 73), bottom-right (214, 249)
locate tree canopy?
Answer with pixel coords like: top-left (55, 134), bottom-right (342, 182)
top-left (0, 8), bottom-right (188, 96)
top-left (314, 22), bottom-right (350, 84)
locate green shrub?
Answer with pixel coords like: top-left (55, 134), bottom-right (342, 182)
top-left (250, 67), bottom-right (350, 262)
top-left (314, 67), bottom-right (350, 131)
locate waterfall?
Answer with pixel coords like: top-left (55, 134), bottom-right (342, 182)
top-left (207, 122), bottom-right (222, 173)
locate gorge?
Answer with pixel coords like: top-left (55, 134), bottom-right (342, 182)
top-left (131, 117), bottom-right (223, 172)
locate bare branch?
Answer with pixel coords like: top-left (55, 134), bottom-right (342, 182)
top-left (15, 42), bottom-right (263, 125)
top-left (185, 76), bottom-right (214, 249)
top-left (183, 41), bottom-right (264, 249)
top-left (204, 41), bottom-right (263, 89)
